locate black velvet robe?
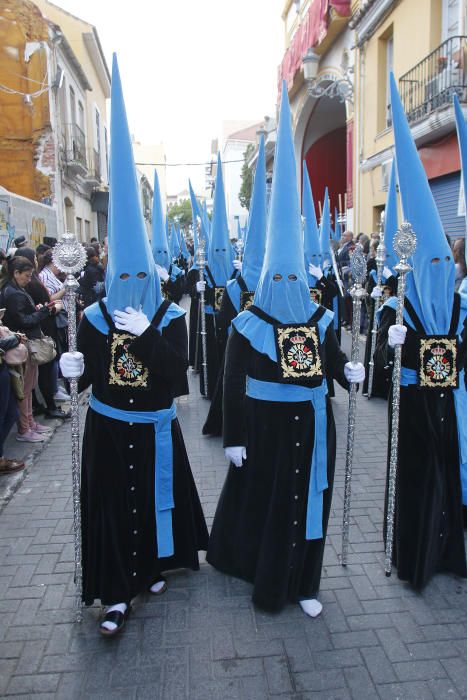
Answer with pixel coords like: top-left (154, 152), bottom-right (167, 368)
top-left (186, 267), bottom-right (200, 368)
top-left (314, 273), bottom-right (341, 397)
top-left (376, 304), bottom-right (467, 589)
top-left (207, 321), bottom-right (349, 612)
top-left (77, 310), bottom-right (208, 606)
top-left (362, 274), bottom-right (397, 398)
top-left (162, 265), bottom-right (185, 304)
top-left (202, 285), bottom-right (239, 436)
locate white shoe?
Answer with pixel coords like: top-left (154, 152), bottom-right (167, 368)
top-left (54, 389), bottom-right (70, 402)
top-left (16, 430), bottom-right (46, 443)
top-left (299, 599), bottom-right (323, 618)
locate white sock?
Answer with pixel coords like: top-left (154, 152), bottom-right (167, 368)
top-left (101, 602), bottom-right (127, 631)
top-left (299, 598), bottom-right (323, 618)
top-left (150, 580), bottom-right (166, 594)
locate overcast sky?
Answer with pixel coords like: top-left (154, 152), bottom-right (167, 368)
top-left (53, 0), bottom-right (285, 195)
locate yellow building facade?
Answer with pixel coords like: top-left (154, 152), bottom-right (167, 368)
top-left (352, 0), bottom-right (466, 237)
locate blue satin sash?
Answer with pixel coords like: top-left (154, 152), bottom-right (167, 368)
top-left (89, 395), bottom-right (176, 558)
top-left (245, 376), bottom-right (328, 540)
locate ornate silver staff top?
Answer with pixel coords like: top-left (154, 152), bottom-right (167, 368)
top-left (235, 237), bottom-right (244, 262)
top-left (385, 221), bottom-right (416, 577)
top-left (195, 231), bottom-right (209, 397)
top-left (52, 231), bottom-right (87, 278)
top-left (394, 221), bottom-right (417, 270)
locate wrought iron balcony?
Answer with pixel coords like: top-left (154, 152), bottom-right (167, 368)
top-left (399, 36), bottom-right (467, 124)
top-left (84, 149), bottom-right (101, 186)
top-left (64, 123), bottom-right (87, 176)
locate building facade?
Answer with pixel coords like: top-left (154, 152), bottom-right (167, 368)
top-left (352, 0), bottom-right (466, 238)
top-left (279, 0), bottom-right (466, 240)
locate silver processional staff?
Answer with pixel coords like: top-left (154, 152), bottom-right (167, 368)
top-left (385, 221), bottom-right (417, 576)
top-left (52, 232), bottom-right (87, 621)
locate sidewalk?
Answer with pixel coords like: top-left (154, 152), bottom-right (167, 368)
top-left (0, 331), bottom-right (466, 699)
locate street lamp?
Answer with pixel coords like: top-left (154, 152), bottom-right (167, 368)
top-left (302, 48), bottom-right (354, 104)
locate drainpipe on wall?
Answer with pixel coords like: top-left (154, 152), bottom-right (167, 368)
top-left (45, 36), bottom-right (65, 238)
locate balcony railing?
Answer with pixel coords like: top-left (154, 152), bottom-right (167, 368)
top-left (399, 36), bottom-right (467, 124)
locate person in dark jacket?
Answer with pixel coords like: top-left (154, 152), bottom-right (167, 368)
top-left (0, 310), bottom-right (25, 474)
top-left (1, 257), bottom-right (60, 442)
top-left (19, 248), bottom-right (69, 420)
top-left (79, 247), bottom-right (106, 308)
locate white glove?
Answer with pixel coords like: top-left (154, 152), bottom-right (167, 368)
top-left (225, 446), bottom-right (247, 468)
top-left (308, 263), bottom-right (323, 279)
top-left (344, 361), bottom-right (365, 383)
top-left (196, 280), bottom-right (206, 293)
top-left (155, 264), bottom-right (169, 282)
top-left (388, 324), bottom-right (407, 348)
top-left (383, 266), bottom-right (393, 280)
top-left (60, 351), bottom-right (84, 379)
top-left (114, 307), bottom-right (150, 336)
top-left (323, 260), bottom-right (331, 270)
top-left (371, 286), bottom-right (383, 299)
top-left (233, 260), bottom-right (243, 271)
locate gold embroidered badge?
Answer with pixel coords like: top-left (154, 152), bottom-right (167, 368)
top-left (418, 336), bottom-right (458, 389)
top-left (109, 333), bottom-right (149, 389)
top-left (240, 291), bottom-right (255, 311)
top-left (214, 286), bottom-right (225, 312)
top-left (274, 325), bottom-right (323, 382)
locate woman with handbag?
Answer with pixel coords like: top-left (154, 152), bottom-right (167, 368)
top-left (0, 310), bottom-right (25, 473)
top-left (19, 248), bottom-right (70, 420)
top-left (0, 257), bottom-right (59, 442)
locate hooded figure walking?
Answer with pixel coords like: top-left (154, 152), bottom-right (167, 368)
top-left (59, 55), bottom-right (208, 636)
top-left (202, 136), bottom-right (267, 436)
top-left (206, 84), bottom-right (364, 616)
top-left (375, 76), bottom-right (467, 589)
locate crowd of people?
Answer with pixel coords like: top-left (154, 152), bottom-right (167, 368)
top-left (0, 236), bottom-right (107, 473)
top-left (0, 58), bottom-right (466, 639)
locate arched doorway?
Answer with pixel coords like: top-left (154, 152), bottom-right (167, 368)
top-left (302, 96), bottom-right (347, 225)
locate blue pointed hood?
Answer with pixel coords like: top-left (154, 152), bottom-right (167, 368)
top-left (319, 188), bottom-right (332, 269)
top-left (253, 82), bottom-right (313, 323)
top-left (106, 54), bottom-right (161, 320)
top-left (302, 161), bottom-right (322, 286)
top-left (188, 179), bottom-right (201, 254)
top-left (390, 73), bottom-right (454, 334)
top-left (384, 160), bottom-right (398, 274)
top-left (242, 135), bottom-right (267, 290)
top-left (207, 152), bottom-right (232, 285)
top-left (332, 207), bottom-right (341, 242)
top-left (454, 94), bottom-right (467, 269)
top-left (151, 169), bottom-right (170, 269)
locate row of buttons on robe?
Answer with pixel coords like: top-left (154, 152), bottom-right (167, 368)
top-left (128, 420), bottom-right (137, 577)
top-left (290, 416), bottom-right (303, 560)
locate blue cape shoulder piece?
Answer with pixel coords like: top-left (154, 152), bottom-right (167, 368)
top-left (170, 264), bottom-right (184, 281)
top-left (225, 278), bottom-right (241, 314)
top-left (376, 296), bottom-right (416, 330)
top-left (232, 305), bottom-right (334, 363)
top-left (84, 299), bottom-right (186, 335)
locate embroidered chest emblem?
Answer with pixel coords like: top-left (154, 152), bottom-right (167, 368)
top-left (109, 332), bottom-right (149, 388)
top-left (275, 325), bottom-right (323, 382)
top-left (214, 286), bottom-right (225, 312)
top-left (240, 291), bottom-right (255, 311)
top-left (309, 288), bottom-right (322, 305)
top-left (418, 336), bottom-right (458, 389)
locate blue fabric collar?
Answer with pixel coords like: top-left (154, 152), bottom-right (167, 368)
top-left (84, 299), bottom-right (185, 335)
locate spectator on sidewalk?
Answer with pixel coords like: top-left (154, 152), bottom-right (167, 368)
top-left (0, 310), bottom-right (25, 474)
top-left (0, 257), bottom-right (58, 443)
top-left (19, 248), bottom-right (70, 420)
top-left (78, 247), bottom-right (106, 308)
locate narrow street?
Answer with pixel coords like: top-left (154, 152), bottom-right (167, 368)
top-left (0, 328), bottom-right (466, 699)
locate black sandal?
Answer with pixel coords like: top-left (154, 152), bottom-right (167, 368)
top-left (149, 577), bottom-right (167, 595)
top-left (99, 605), bottom-right (131, 637)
